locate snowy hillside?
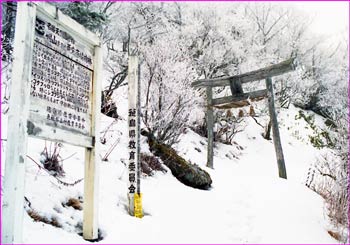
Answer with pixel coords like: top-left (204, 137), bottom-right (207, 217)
top-left (1, 87), bottom-right (338, 244)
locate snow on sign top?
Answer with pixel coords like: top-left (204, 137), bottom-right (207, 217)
top-left (28, 3), bottom-right (100, 141)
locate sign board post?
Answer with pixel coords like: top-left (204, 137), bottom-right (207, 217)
top-left (2, 2), bottom-right (102, 243)
top-left (83, 44), bottom-right (102, 240)
top-left (127, 56), bottom-right (143, 218)
top-left (2, 3), bottom-right (36, 243)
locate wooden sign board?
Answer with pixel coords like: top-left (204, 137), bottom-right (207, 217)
top-left (2, 2), bottom-right (102, 243)
top-left (30, 15), bottom-right (93, 136)
top-left (27, 3), bottom-right (100, 148)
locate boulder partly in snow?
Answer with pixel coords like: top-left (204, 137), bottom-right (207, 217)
top-left (142, 130), bottom-right (212, 190)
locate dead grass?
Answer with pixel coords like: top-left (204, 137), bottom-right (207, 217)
top-left (65, 198), bottom-right (83, 211)
top-left (327, 230), bottom-right (342, 241)
top-left (27, 209), bottom-right (61, 228)
top-left (40, 142), bottom-right (65, 177)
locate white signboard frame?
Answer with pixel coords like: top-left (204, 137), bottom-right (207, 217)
top-left (2, 2), bottom-right (102, 243)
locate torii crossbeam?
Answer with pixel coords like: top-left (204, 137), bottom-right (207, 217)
top-left (191, 58), bottom-right (297, 179)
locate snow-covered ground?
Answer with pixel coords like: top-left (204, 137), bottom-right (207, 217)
top-left (1, 89), bottom-right (337, 243)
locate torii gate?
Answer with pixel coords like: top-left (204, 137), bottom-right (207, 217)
top-left (191, 58), bottom-right (297, 179)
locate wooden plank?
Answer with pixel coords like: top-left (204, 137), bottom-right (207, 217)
top-left (206, 87), bottom-right (214, 169)
top-left (266, 77), bottom-right (287, 179)
top-left (212, 89), bottom-right (267, 107)
top-left (136, 60), bottom-right (142, 198)
top-left (135, 58), bottom-right (143, 195)
top-left (192, 58), bottom-right (296, 88)
top-left (35, 2), bottom-right (100, 47)
top-left (83, 45), bottom-right (102, 240)
top-left (214, 101), bottom-right (251, 109)
top-left (127, 56), bottom-right (141, 216)
top-left (2, 2), bottom-right (36, 244)
top-left (27, 120), bottom-right (94, 148)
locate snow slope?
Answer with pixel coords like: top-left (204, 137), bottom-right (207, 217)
top-left (1, 92), bottom-right (337, 244)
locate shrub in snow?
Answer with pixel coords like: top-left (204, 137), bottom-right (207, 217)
top-left (55, 2), bottom-right (108, 33)
top-left (140, 153), bottom-right (167, 177)
top-left (294, 110), bottom-right (334, 149)
top-left (40, 142), bottom-right (65, 177)
top-left (190, 121), bottom-right (208, 139)
top-left (306, 115), bottom-right (348, 242)
top-left (312, 152), bottom-right (349, 242)
top-left (214, 110), bottom-right (246, 145)
top-left (101, 92), bottom-right (119, 119)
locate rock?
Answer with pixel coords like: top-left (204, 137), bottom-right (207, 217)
top-left (142, 130), bottom-right (212, 190)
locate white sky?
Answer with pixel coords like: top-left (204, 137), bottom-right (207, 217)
top-left (204, 1), bottom-right (349, 41)
top-left (291, 1), bottom-right (349, 37)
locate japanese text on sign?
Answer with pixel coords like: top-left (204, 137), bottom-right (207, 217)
top-left (30, 17), bottom-right (93, 135)
top-left (128, 108), bottom-right (137, 194)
